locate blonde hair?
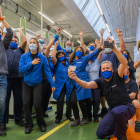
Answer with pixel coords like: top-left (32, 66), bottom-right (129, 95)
top-left (101, 61), bottom-right (113, 68)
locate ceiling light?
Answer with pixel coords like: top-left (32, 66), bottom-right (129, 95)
top-left (38, 11), bottom-right (54, 24)
top-left (63, 30), bottom-right (72, 37)
top-left (77, 40), bottom-right (81, 44)
top-left (95, 0), bottom-right (103, 15)
top-left (106, 24), bottom-right (111, 32)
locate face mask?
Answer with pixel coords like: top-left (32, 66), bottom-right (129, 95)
top-left (105, 48), bottom-right (112, 53)
top-left (102, 71), bottom-right (113, 79)
top-left (58, 56), bottom-right (65, 62)
top-left (124, 75), bottom-right (127, 81)
top-left (0, 35), bottom-right (2, 40)
top-left (91, 56), bottom-right (96, 61)
top-left (89, 46), bottom-right (95, 51)
top-left (29, 43), bottom-right (37, 52)
top-left (75, 51), bottom-right (83, 58)
top-left (123, 54), bottom-right (128, 59)
top-left (10, 42), bottom-right (18, 49)
top-left (66, 46), bottom-right (72, 52)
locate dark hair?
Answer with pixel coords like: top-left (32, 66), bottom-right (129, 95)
top-left (0, 27), bottom-right (3, 35)
top-left (138, 40), bottom-right (140, 51)
top-left (123, 49), bottom-right (132, 63)
top-left (69, 46), bottom-right (85, 63)
top-left (88, 41), bottom-right (97, 49)
top-left (13, 35), bottom-right (19, 43)
top-left (56, 50), bottom-right (66, 59)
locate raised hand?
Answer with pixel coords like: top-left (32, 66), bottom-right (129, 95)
top-left (54, 41), bottom-right (59, 46)
top-left (57, 28), bottom-right (61, 35)
top-left (68, 69), bottom-right (77, 80)
top-left (100, 28), bottom-right (104, 35)
top-left (36, 34), bottom-right (41, 40)
top-left (116, 28), bottom-right (123, 36)
top-left (19, 26), bottom-right (24, 31)
top-left (95, 39), bottom-right (99, 45)
top-left (32, 58), bottom-right (41, 65)
top-left (79, 30), bottom-right (83, 36)
top-left (106, 37), bottom-right (115, 48)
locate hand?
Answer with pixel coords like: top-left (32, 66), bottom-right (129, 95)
top-left (106, 37), bottom-right (115, 49)
top-left (137, 78), bottom-right (140, 86)
top-left (95, 39), bottom-right (99, 45)
top-left (55, 41), bottom-right (59, 46)
top-left (79, 30), bottom-right (83, 36)
top-left (116, 28), bottom-right (123, 37)
top-left (100, 28), bottom-right (104, 35)
top-left (52, 87), bottom-right (55, 92)
top-left (36, 34), bottom-right (41, 40)
top-left (32, 58), bottom-right (41, 65)
top-left (57, 28), bottom-right (61, 35)
top-left (68, 69), bottom-right (77, 80)
top-left (19, 27), bottom-right (23, 31)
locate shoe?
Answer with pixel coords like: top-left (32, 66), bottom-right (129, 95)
top-left (135, 121), bottom-right (140, 132)
top-left (117, 136), bottom-right (127, 140)
top-left (1, 124), bottom-right (6, 130)
top-left (80, 118), bottom-right (88, 126)
top-left (40, 126), bottom-right (46, 132)
top-left (94, 117), bottom-right (99, 122)
top-left (55, 119), bottom-right (61, 124)
top-left (98, 107), bottom-right (108, 117)
top-left (0, 125), bottom-right (6, 136)
top-left (55, 111), bottom-right (57, 114)
top-left (88, 117), bottom-right (92, 121)
top-left (71, 118), bottom-right (80, 127)
top-left (44, 113), bottom-right (49, 118)
top-left (25, 127), bottom-right (32, 134)
top-left (67, 117), bottom-right (74, 121)
top-left (15, 120), bottom-right (25, 127)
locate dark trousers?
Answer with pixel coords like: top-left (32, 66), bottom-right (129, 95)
top-left (22, 81), bottom-right (46, 128)
top-left (3, 78), bottom-right (23, 124)
top-left (42, 80), bottom-right (52, 114)
top-left (96, 104), bottom-right (136, 139)
top-left (56, 84), bottom-right (71, 120)
top-left (70, 87), bottom-right (87, 119)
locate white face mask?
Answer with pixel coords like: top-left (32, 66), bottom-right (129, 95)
top-left (105, 48), bottom-right (112, 53)
top-left (29, 43), bottom-right (37, 51)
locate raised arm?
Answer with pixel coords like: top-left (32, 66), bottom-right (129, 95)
top-left (79, 30), bottom-right (86, 54)
top-left (110, 37), bottom-right (127, 78)
top-left (100, 28), bottom-right (104, 46)
top-left (51, 41), bottom-right (58, 66)
top-left (19, 27), bottom-right (27, 51)
top-left (116, 28), bottom-right (126, 52)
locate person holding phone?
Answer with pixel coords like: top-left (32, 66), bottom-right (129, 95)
top-left (19, 37), bottom-right (55, 134)
top-left (68, 43), bottom-right (103, 127)
top-left (68, 38), bottom-right (135, 140)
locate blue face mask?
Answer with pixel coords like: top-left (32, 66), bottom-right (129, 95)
top-left (29, 43), bottom-right (37, 51)
top-left (91, 56), bottom-right (96, 61)
top-left (75, 51), bottom-right (83, 58)
top-left (123, 54), bottom-right (128, 59)
top-left (66, 46), bottom-right (72, 52)
top-left (58, 56), bottom-right (65, 62)
top-left (105, 48), bottom-right (112, 53)
top-left (10, 42), bottom-right (18, 49)
top-left (124, 75), bottom-right (127, 81)
top-left (89, 46), bottom-right (95, 51)
top-left (0, 35), bottom-right (2, 40)
top-left (102, 71), bottom-right (113, 79)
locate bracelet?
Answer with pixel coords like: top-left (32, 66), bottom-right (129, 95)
top-left (0, 17), bottom-right (4, 20)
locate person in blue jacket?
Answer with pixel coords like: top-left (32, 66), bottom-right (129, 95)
top-left (51, 41), bottom-right (74, 124)
top-left (19, 37), bottom-right (55, 134)
top-left (68, 45), bottom-right (103, 127)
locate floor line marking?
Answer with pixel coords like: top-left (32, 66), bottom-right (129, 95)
top-left (37, 111), bottom-right (82, 140)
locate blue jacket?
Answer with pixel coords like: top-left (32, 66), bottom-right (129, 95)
top-left (53, 61), bottom-right (73, 101)
top-left (19, 51), bottom-right (54, 87)
top-left (69, 49), bottom-right (100, 100)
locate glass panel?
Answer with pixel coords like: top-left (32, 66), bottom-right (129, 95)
top-left (73, 0), bottom-right (87, 10)
top-left (103, 29), bottom-right (111, 40)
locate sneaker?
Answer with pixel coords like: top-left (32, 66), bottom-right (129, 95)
top-left (117, 136), bottom-right (127, 140)
top-left (98, 107), bottom-right (108, 117)
top-left (15, 120), bottom-right (25, 127)
top-left (135, 121), bottom-right (140, 132)
top-left (94, 117), bottom-right (99, 122)
top-left (1, 124), bottom-right (6, 130)
top-left (71, 118), bottom-right (80, 127)
top-left (80, 118), bottom-right (88, 126)
top-left (0, 125), bottom-right (6, 136)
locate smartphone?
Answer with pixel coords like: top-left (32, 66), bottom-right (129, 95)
top-left (103, 41), bottom-right (114, 48)
top-left (68, 66), bottom-right (76, 71)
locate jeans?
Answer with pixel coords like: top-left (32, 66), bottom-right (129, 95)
top-left (0, 74), bottom-right (7, 125)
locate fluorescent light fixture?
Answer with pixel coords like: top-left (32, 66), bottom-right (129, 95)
top-left (111, 36), bottom-right (114, 40)
top-left (77, 40), bottom-right (81, 44)
top-left (63, 30), bottom-right (72, 37)
top-left (106, 24), bottom-right (111, 32)
top-left (38, 11), bottom-right (54, 24)
top-left (95, 0), bottom-right (103, 15)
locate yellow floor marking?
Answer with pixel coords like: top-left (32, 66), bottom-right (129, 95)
top-left (37, 111), bottom-right (82, 140)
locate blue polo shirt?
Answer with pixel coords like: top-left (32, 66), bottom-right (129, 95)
top-left (6, 47), bottom-right (24, 78)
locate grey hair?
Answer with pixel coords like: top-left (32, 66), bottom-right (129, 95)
top-left (101, 61), bottom-right (113, 68)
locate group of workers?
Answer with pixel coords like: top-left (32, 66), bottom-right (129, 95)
top-left (0, 8), bottom-right (140, 140)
